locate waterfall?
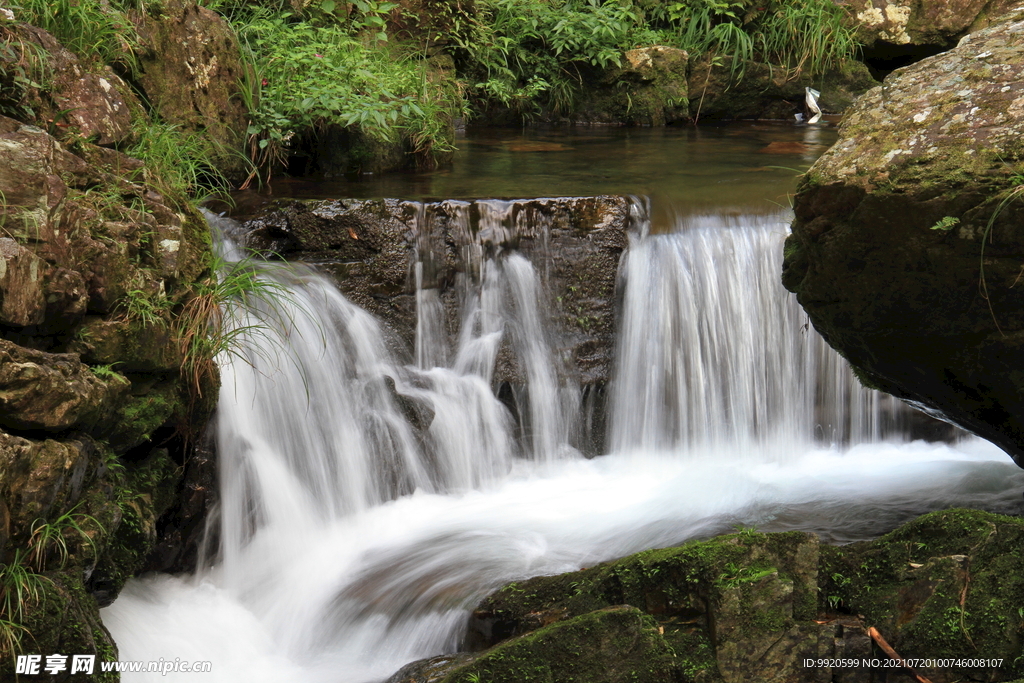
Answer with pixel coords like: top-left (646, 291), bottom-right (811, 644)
top-left (100, 205), bottom-right (1023, 683)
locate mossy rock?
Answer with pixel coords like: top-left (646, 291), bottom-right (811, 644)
top-left (88, 448), bottom-right (180, 606)
top-left (465, 512), bottom-right (1024, 683)
top-left (469, 530), bottom-right (818, 651)
top-left (576, 46), bottom-right (690, 125)
top-left (447, 606), bottom-right (677, 683)
top-left (3, 570), bottom-right (119, 683)
top-left (106, 379), bottom-right (182, 452)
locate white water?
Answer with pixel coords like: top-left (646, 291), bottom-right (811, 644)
top-left (102, 209), bottom-right (1024, 683)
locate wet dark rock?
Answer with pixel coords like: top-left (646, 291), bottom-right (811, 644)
top-left (385, 653), bottom-right (478, 683)
top-left (241, 196), bottom-right (632, 385)
top-left (782, 8), bottom-right (1024, 467)
top-left (691, 57), bottom-right (877, 120)
top-left (385, 375), bottom-right (435, 432)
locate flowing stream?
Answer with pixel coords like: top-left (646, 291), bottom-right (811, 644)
top-left (102, 201), bottom-right (1024, 683)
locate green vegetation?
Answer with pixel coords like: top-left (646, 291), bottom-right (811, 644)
top-left (454, 0), bottom-right (859, 117)
top-left (931, 215), bottom-right (960, 231)
top-left (11, 0), bottom-right (139, 72)
top-left (126, 122), bottom-right (232, 206)
top-left (0, 550), bottom-right (52, 656)
top-left (215, 2), bottom-right (463, 182)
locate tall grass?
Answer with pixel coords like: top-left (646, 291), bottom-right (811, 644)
top-left (756, 0), bottom-right (860, 77)
top-left (177, 255), bottom-right (302, 399)
top-left (11, 0), bottom-right (139, 72)
top-left (0, 550), bottom-right (52, 656)
top-left (126, 122), bottom-right (230, 205)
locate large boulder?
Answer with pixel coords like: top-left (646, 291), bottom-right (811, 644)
top-left (782, 8), bottom-right (1024, 466)
top-left (848, 0), bottom-right (1020, 48)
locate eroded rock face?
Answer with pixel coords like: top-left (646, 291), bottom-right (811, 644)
top-left (782, 8), bottom-right (1024, 466)
top-left (0, 53), bottom-right (216, 672)
top-left (0, 340), bottom-right (129, 432)
top-left (16, 24), bottom-right (138, 146)
top-left (848, 0), bottom-right (1020, 48)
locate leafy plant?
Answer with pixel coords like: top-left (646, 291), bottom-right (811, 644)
top-left (27, 504), bottom-right (104, 572)
top-left (931, 216), bottom-right (960, 231)
top-left (90, 363), bottom-right (128, 382)
top-left (118, 288), bottom-right (171, 327)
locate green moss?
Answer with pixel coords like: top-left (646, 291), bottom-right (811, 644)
top-left (109, 381), bottom-right (180, 451)
top-left (449, 606), bottom-right (676, 683)
top-left (89, 449), bottom-right (180, 602)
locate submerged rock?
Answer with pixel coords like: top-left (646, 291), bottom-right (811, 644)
top-left (782, 8), bottom-right (1024, 467)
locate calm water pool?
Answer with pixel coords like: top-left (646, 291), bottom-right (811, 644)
top-left (237, 122), bottom-right (838, 226)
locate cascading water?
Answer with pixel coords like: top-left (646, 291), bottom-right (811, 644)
top-left (102, 204), bottom-right (1024, 683)
top-left (609, 213), bottom-right (906, 454)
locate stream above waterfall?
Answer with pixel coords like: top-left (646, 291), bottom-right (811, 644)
top-left (102, 124), bottom-right (1024, 683)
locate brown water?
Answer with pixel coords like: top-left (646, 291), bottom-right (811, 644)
top-left (240, 122), bottom-right (838, 221)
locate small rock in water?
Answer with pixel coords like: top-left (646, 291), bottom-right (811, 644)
top-left (758, 141), bottom-right (811, 154)
top-left (503, 141), bottom-right (573, 152)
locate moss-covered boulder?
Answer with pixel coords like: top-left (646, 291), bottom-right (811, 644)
top-left (135, 0), bottom-right (249, 175)
top-left (454, 511), bottom-right (1024, 683)
top-left (454, 606), bottom-right (678, 683)
top-left (467, 530), bottom-right (829, 683)
top-left (782, 8), bottom-right (1024, 466)
top-left (576, 46), bottom-right (689, 125)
